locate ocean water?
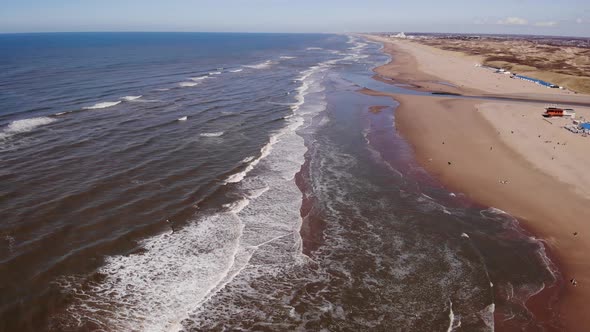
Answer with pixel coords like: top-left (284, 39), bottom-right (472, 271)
top-left (0, 33), bottom-right (559, 331)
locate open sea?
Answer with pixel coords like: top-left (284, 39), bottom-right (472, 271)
top-left (0, 33), bottom-right (560, 331)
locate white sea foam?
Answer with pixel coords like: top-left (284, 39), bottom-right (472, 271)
top-left (488, 207), bottom-right (509, 215)
top-left (225, 135), bottom-right (277, 184)
top-left (178, 116), bottom-right (188, 121)
top-left (416, 193), bottom-right (454, 215)
top-left (480, 303), bottom-right (495, 330)
top-left (179, 82), bottom-right (199, 87)
top-left (121, 95), bottom-right (142, 102)
top-left (0, 117), bottom-right (56, 140)
top-left (209, 71), bottom-right (222, 75)
top-left (59, 54), bottom-right (335, 331)
top-left (83, 101), bottom-right (122, 110)
top-left (199, 132), bottom-right (224, 137)
top-left (280, 56), bottom-right (296, 59)
top-left (244, 60), bottom-right (273, 70)
top-left (222, 198), bottom-right (250, 214)
top-left (154, 88), bottom-right (170, 91)
top-left (351, 42), bottom-right (368, 51)
top-left (223, 62), bottom-right (330, 186)
top-left (229, 69), bottom-right (243, 73)
top-left (306, 47), bottom-right (323, 50)
top-left (446, 301), bottom-right (455, 332)
top-left (59, 214), bottom-right (245, 331)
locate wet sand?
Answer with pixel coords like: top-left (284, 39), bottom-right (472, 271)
top-left (363, 35), bottom-right (590, 331)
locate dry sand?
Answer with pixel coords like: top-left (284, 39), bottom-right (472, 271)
top-left (369, 35), bottom-right (590, 103)
top-left (363, 35), bottom-right (590, 331)
top-left (478, 103), bottom-right (590, 200)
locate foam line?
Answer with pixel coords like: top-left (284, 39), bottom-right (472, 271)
top-left (446, 301), bottom-right (454, 332)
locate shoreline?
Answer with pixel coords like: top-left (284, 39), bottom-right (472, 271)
top-left (363, 97), bottom-right (566, 330)
top-left (363, 35), bottom-right (590, 331)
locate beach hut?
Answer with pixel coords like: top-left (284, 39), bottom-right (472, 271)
top-left (513, 74), bottom-right (557, 88)
top-left (543, 107), bottom-right (576, 118)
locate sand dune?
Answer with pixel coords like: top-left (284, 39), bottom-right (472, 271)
top-left (418, 37), bottom-right (590, 94)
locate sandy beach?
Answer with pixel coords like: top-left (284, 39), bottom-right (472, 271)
top-left (364, 35), bottom-right (590, 331)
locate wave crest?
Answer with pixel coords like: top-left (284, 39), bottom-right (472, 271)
top-left (122, 95), bottom-right (142, 101)
top-left (83, 101), bottom-right (122, 110)
top-left (179, 82), bottom-right (199, 87)
top-left (0, 117), bottom-right (56, 140)
top-left (244, 60), bottom-right (273, 70)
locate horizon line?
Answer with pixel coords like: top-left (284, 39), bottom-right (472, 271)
top-left (0, 30), bottom-right (588, 39)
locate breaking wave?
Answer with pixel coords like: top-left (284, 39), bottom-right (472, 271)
top-left (179, 82), bottom-right (199, 87)
top-left (83, 101), bottom-right (122, 110)
top-left (56, 55), bottom-right (335, 331)
top-left (122, 95), bottom-right (142, 101)
top-left (0, 117), bottom-right (56, 140)
top-left (244, 60), bottom-right (273, 70)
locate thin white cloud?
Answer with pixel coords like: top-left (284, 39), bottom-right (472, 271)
top-left (497, 17), bottom-right (528, 25)
top-left (534, 21), bottom-right (558, 27)
top-left (576, 18), bottom-right (584, 24)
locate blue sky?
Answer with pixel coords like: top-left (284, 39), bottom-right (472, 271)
top-left (1, 0), bottom-right (589, 36)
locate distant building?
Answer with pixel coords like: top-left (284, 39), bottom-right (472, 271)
top-left (390, 32), bottom-right (407, 39)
